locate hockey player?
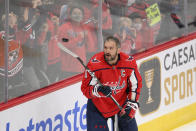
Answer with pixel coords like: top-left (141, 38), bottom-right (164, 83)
top-left (81, 36), bottom-right (142, 131)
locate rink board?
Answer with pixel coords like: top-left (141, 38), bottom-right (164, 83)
top-left (0, 37), bottom-right (196, 130)
top-left (136, 38), bottom-right (196, 130)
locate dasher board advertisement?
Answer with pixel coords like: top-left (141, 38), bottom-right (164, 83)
top-left (0, 39), bottom-right (196, 130)
top-left (136, 39), bottom-right (196, 125)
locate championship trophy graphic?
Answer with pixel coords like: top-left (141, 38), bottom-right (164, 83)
top-left (139, 57), bottom-right (160, 115)
top-left (145, 69), bottom-right (154, 104)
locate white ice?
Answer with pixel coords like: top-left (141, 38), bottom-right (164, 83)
top-left (171, 120), bottom-right (196, 131)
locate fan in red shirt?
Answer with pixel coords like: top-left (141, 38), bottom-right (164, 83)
top-left (0, 12), bottom-right (23, 101)
top-left (114, 16), bottom-right (136, 55)
top-left (106, 0), bottom-right (128, 16)
top-left (91, 0), bottom-right (113, 32)
top-left (126, 0), bottom-right (149, 19)
top-left (129, 12), bottom-right (154, 53)
top-left (58, 5), bottom-right (87, 79)
top-left (126, 0), bottom-right (160, 46)
top-left (81, 36), bottom-right (142, 131)
top-left (44, 12), bottom-right (61, 83)
top-left (82, 0), bottom-right (113, 59)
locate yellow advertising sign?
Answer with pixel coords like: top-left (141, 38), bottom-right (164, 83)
top-left (145, 3), bottom-right (161, 26)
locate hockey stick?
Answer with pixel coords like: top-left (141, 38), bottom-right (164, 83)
top-left (58, 40), bottom-right (123, 111)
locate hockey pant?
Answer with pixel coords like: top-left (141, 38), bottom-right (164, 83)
top-left (87, 99), bottom-right (138, 131)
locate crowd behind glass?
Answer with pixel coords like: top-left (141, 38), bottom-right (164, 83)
top-left (0, 0), bottom-right (196, 102)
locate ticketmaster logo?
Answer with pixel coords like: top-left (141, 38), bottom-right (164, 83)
top-left (5, 101), bottom-right (87, 131)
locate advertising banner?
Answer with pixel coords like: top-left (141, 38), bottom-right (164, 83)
top-left (136, 39), bottom-right (196, 125)
top-left (0, 39), bottom-right (196, 130)
top-left (0, 83), bottom-right (88, 131)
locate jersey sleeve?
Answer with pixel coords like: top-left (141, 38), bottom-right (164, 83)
top-left (127, 58), bottom-right (142, 103)
top-left (81, 62), bottom-right (98, 99)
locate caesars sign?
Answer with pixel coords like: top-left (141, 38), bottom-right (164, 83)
top-left (138, 40), bottom-right (196, 116)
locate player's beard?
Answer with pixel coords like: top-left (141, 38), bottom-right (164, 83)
top-left (104, 51), bottom-right (118, 63)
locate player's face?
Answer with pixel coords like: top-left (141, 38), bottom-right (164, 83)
top-left (104, 40), bottom-right (120, 65)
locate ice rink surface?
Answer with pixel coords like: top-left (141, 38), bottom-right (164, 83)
top-left (171, 120), bottom-right (196, 131)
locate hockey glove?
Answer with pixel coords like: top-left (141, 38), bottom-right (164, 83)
top-left (93, 84), bottom-right (112, 97)
top-left (119, 100), bottom-right (138, 121)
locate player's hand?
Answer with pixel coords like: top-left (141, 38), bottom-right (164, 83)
top-left (119, 100), bottom-right (138, 121)
top-left (97, 85), bottom-right (112, 97)
top-left (93, 84), bottom-right (112, 97)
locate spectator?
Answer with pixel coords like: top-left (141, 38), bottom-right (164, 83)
top-left (126, 0), bottom-right (161, 43)
top-left (54, 0), bottom-right (73, 25)
top-left (126, 0), bottom-right (150, 19)
top-left (91, 0), bottom-right (113, 33)
top-left (58, 5), bottom-right (87, 79)
top-left (0, 12), bottom-right (24, 100)
top-left (59, 4), bottom-right (69, 25)
top-left (155, 0), bottom-right (184, 44)
top-left (45, 12), bottom-right (61, 83)
top-left (16, 0), bottom-right (48, 90)
top-left (80, 0), bottom-right (99, 60)
top-left (57, 0), bottom-right (99, 60)
top-left (80, 0), bottom-right (113, 59)
top-left (91, 0), bottom-right (113, 43)
top-left (107, 0), bottom-right (128, 16)
top-left (129, 12), bottom-right (154, 53)
top-left (114, 16), bottom-right (136, 55)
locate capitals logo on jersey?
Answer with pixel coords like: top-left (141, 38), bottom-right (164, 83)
top-left (107, 69), bottom-right (126, 94)
top-left (127, 56), bottom-right (134, 61)
top-left (91, 57), bottom-right (100, 63)
top-left (89, 75), bottom-right (126, 95)
top-left (103, 76), bottom-right (126, 95)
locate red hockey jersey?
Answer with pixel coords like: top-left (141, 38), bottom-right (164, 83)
top-left (81, 52), bottom-right (142, 118)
